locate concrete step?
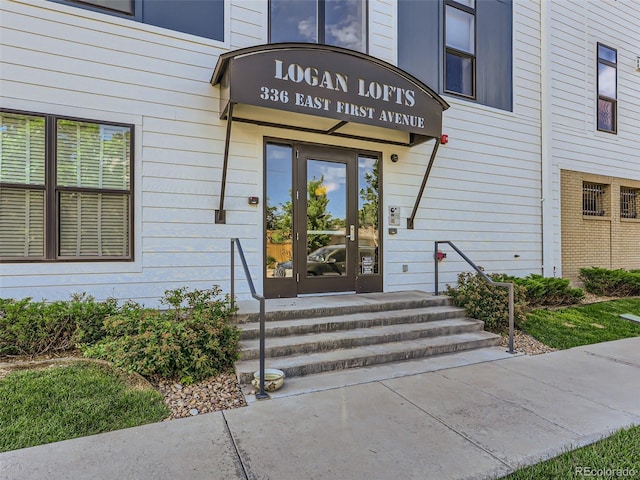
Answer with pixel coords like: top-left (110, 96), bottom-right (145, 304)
top-left (238, 305), bottom-right (466, 340)
top-left (235, 331), bottom-right (501, 384)
top-left (232, 291), bottom-right (452, 323)
top-left (240, 317), bottom-right (484, 360)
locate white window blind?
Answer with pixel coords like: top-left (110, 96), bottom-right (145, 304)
top-left (57, 119), bottom-right (131, 258)
top-left (0, 113), bottom-right (45, 185)
top-left (0, 113), bottom-right (46, 258)
top-left (59, 192), bottom-right (129, 257)
top-left (57, 120), bottom-right (130, 189)
top-left (0, 188), bottom-right (45, 257)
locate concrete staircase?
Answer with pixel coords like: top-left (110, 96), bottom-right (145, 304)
top-left (234, 291), bottom-right (501, 385)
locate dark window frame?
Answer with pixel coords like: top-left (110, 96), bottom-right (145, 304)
top-left (444, 0), bottom-right (477, 99)
top-left (620, 187), bottom-right (638, 219)
top-left (69, 0), bottom-right (135, 16)
top-left (0, 109), bottom-right (134, 263)
top-left (597, 42), bottom-right (617, 134)
top-left (268, 0), bottom-right (369, 54)
top-left (49, 0), bottom-right (224, 42)
top-left (582, 182), bottom-right (606, 217)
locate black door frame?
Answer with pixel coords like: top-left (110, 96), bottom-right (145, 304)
top-left (296, 144), bottom-right (357, 294)
top-left (263, 138), bottom-right (383, 298)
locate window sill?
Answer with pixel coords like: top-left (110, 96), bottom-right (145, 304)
top-left (621, 217), bottom-right (640, 224)
top-left (0, 258), bottom-right (143, 279)
top-left (582, 215), bottom-right (611, 221)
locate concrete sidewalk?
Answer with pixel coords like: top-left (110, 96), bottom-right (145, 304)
top-left (2, 338), bottom-right (639, 480)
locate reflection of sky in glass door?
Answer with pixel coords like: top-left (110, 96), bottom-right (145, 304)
top-left (266, 144), bottom-right (292, 215)
top-left (307, 159), bottom-right (346, 220)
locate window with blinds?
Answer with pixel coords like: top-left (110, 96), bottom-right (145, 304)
top-left (0, 111), bottom-right (132, 261)
top-left (0, 113), bottom-right (46, 258)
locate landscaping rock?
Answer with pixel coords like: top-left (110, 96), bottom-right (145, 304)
top-left (154, 372), bottom-right (247, 420)
top-left (500, 329), bottom-right (556, 355)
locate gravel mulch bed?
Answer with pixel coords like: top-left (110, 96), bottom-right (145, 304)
top-left (152, 372), bottom-right (247, 420)
top-left (499, 329), bottom-right (556, 355)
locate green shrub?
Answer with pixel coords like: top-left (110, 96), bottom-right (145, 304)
top-left (512, 274), bottom-right (584, 307)
top-left (446, 272), bottom-right (528, 332)
top-left (579, 267), bottom-right (640, 297)
top-left (70, 294), bottom-right (120, 345)
top-left (0, 294), bottom-right (119, 357)
top-left (83, 286), bottom-right (240, 384)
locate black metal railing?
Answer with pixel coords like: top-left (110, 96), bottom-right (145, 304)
top-left (434, 241), bottom-right (515, 354)
top-left (230, 238), bottom-right (269, 399)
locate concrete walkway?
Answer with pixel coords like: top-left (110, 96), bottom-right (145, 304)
top-left (2, 338), bottom-right (639, 480)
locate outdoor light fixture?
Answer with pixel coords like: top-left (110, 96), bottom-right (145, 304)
top-left (391, 154), bottom-right (399, 162)
top-left (440, 134), bottom-right (449, 145)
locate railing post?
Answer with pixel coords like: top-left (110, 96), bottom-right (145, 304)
top-left (231, 237), bottom-right (270, 399)
top-left (230, 239), bottom-right (235, 309)
top-left (436, 240), bottom-right (517, 355)
top-left (508, 283), bottom-right (515, 354)
top-left (434, 241), bottom-right (439, 295)
top-left (256, 298), bottom-right (268, 399)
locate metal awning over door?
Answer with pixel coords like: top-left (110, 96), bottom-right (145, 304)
top-left (210, 43), bottom-right (450, 227)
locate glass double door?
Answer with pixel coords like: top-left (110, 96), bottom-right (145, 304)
top-left (265, 142), bottom-right (381, 298)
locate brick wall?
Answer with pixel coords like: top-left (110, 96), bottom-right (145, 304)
top-left (561, 170), bottom-right (640, 284)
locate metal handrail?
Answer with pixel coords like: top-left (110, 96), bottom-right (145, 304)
top-left (434, 241), bottom-right (515, 354)
top-left (230, 238), bottom-right (269, 399)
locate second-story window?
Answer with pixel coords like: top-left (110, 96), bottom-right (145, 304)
top-left (444, 0), bottom-right (476, 98)
top-left (70, 0), bottom-right (134, 15)
top-left (52, 1), bottom-right (224, 41)
top-left (270, 0), bottom-right (367, 53)
top-left (597, 43), bottom-right (617, 133)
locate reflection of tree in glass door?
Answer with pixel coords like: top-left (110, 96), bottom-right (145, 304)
top-left (306, 160), bottom-right (347, 276)
top-left (358, 156), bottom-right (379, 275)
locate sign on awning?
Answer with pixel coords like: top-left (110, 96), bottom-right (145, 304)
top-left (211, 43), bottom-right (449, 146)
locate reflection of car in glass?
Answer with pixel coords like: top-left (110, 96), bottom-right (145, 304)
top-left (273, 262), bottom-right (292, 278)
top-left (306, 245), bottom-right (347, 276)
top-left (273, 244), bottom-right (376, 277)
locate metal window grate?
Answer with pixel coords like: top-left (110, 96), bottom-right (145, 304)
top-left (583, 182), bottom-right (605, 216)
top-left (621, 187), bottom-right (638, 219)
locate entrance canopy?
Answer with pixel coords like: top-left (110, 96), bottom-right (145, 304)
top-left (211, 43), bottom-right (449, 147)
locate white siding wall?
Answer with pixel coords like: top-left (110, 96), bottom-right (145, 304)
top-left (369, 0), bottom-right (396, 64)
top-left (0, 0), bottom-right (261, 304)
top-left (1, 0), bottom-right (548, 303)
top-left (547, 0), bottom-right (640, 276)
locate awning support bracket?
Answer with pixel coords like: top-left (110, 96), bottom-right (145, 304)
top-left (407, 138), bottom-right (440, 229)
top-left (326, 120), bottom-right (348, 134)
top-left (216, 102), bottom-right (235, 224)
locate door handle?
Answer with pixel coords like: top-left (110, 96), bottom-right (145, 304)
top-left (346, 225), bottom-right (355, 242)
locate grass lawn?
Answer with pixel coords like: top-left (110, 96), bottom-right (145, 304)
top-left (521, 298), bottom-right (640, 350)
top-left (500, 425), bottom-right (640, 479)
top-left (0, 362), bottom-right (169, 453)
